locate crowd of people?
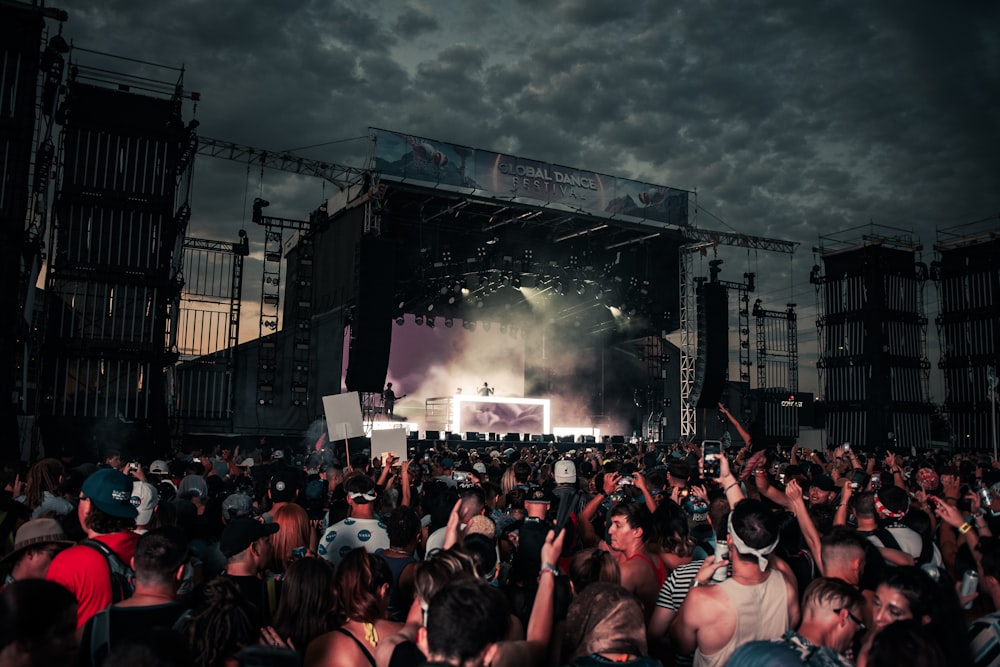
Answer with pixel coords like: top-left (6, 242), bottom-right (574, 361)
top-left (3, 411), bottom-right (1000, 666)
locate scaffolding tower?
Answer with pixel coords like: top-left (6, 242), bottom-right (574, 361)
top-left (40, 50), bottom-right (197, 458)
top-left (932, 216), bottom-right (1000, 451)
top-left (752, 299), bottom-right (800, 440)
top-left (813, 226), bottom-right (932, 452)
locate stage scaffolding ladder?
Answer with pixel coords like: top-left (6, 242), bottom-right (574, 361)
top-left (251, 198), bottom-right (313, 407)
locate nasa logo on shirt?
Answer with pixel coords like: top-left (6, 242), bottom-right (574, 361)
top-left (339, 545), bottom-right (353, 559)
top-left (325, 531), bottom-right (337, 543)
top-left (344, 518), bottom-right (356, 526)
top-left (358, 529), bottom-right (372, 542)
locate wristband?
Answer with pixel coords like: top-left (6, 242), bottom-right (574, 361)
top-left (538, 564), bottom-right (559, 580)
top-left (959, 521), bottom-right (973, 534)
top-left (724, 481), bottom-right (740, 493)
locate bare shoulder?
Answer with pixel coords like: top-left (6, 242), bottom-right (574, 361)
top-left (303, 631), bottom-right (355, 667)
top-left (681, 582), bottom-right (730, 620)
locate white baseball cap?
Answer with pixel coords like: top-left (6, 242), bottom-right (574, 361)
top-left (131, 481), bottom-right (160, 525)
top-left (554, 460), bottom-right (577, 484)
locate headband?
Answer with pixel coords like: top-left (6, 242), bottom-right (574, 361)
top-left (727, 512), bottom-right (779, 572)
top-left (874, 492), bottom-right (907, 519)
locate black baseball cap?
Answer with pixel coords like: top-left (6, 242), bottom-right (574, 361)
top-left (219, 517), bottom-right (279, 557)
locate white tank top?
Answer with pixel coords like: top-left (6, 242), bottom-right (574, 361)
top-left (693, 569), bottom-right (790, 667)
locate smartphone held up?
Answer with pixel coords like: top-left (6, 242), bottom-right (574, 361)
top-left (703, 440), bottom-right (722, 479)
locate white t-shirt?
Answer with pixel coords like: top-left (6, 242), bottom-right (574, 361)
top-left (868, 524), bottom-right (943, 568)
top-left (319, 516), bottom-right (390, 567)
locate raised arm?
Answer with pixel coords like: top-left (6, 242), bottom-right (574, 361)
top-left (785, 479), bottom-right (824, 574)
top-left (718, 403), bottom-right (751, 448)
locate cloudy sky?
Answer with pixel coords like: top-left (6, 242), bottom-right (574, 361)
top-left (56, 0), bottom-right (999, 405)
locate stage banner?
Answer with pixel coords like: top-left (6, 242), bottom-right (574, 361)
top-left (371, 128), bottom-right (689, 227)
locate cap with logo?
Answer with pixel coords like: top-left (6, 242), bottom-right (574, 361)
top-left (269, 468), bottom-right (299, 503)
top-left (554, 460), bottom-right (577, 484)
top-left (524, 485), bottom-right (553, 504)
top-left (82, 468), bottom-right (139, 519)
top-left (131, 481), bottom-right (160, 525)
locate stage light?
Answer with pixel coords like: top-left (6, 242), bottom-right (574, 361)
top-left (483, 322), bottom-right (491, 331)
top-left (427, 303), bottom-right (435, 312)
top-left (500, 324), bottom-right (508, 334)
top-left (426, 317), bottom-right (435, 328)
top-left (414, 315), bottom-right (424, 325)
top-left (445, 318), bottom-right (453, 328)
top-left (395, 316), bottom-right (405, 326)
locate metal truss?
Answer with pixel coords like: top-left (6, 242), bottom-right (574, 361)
top-left (195, 137), bottom-right (368, 190)
top-left (678, 228), bottom-right (797, 439)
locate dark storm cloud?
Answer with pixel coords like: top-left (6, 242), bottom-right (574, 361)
top-left (391, 5), bottom-right (439, 36)
top-left (53, 0), bottom-right (1000, 402)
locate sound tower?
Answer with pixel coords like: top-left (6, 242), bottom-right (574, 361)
top-left (690, 282), bottom-right (728, 408)
top-left (345, 236), bottom-right (395, 392)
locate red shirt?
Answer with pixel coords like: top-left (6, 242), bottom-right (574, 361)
top-left (46, 531), bottom-right (139, 628)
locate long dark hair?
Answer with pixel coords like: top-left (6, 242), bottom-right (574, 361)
top-left (272, 557), bottom-right (337, 651)
top-left (184, 577), bottom-right (257, 667)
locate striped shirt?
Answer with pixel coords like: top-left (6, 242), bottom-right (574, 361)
top-left (655, 559), bottom-right (704, 667)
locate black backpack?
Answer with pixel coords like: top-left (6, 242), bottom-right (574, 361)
top-left (81, 539), bottom-right (135, 603)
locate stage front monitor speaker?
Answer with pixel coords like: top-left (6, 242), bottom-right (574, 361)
top-left (424, 430), bottom-right (440, 441)
top-left (466, 432), bottom-right (480, 441)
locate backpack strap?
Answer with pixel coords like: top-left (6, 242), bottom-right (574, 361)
top-left (89, 607), bottom-right (112, 667)
top-left (81, 537), bottom-right (112, 555)
top-left (872, 527), bottom-right (901, 552)
top-left (171, 608), bottom-right (195, 633)
top-left (80, 538), bottom-right (133, 602)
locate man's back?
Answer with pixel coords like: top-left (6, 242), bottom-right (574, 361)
top-left (681, 570), bottom-right (792, 667)
top-left (80, 601), bottom-right (187, 667)
top-left (47, 531), bottom-right (139, 629)
top-left (319, 516), bottom-right (389, 566)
